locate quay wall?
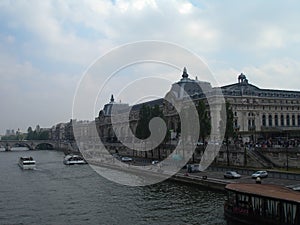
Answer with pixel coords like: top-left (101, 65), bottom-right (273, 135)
top-left (97, 143), bottom-right (300, 169)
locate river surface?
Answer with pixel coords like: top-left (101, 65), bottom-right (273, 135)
top-left (0, 150), bottom-right (227, 225)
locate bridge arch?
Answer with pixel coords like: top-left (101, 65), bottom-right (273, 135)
top-left (12, 142), bottom-right (31, 150)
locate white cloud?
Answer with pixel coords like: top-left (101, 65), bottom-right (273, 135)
top-left (257, 26), bottom-right (285, 49)
top-left (1, 0), bottom-right (300, 134)
top-left (243, 58), bottom-right (300, 91)
top-left (211, 58), bottom-right (300, 91)
top-left (0, 50), bottom-right (78, 133)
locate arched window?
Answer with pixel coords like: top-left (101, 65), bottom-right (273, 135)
top-left (268, 115), bottom-right (272, 127)
top-left (298, 115), bottom-right (300, 126)
top-left (281, 114), bottom-right (284, 126)
top-left (286, 114), bottom-right (290, 126)
top-left (292, 115), bottom-right (296, 126)
top-left (262, 114), bottom-right (266, 126)
top-left (274, 114), bottom-right (278, 127)
top-left (248, 119), bottom-right (251, 130)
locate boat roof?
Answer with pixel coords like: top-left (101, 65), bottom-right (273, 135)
top-left (20, 156), bottom-right (34, 160)
top-left (226, 183), bottom-right (300, 203)
top-left (64, 154), bottom-right (82, 159)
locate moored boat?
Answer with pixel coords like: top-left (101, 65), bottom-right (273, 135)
top-left (224, 183), bottom-right (300, 225)
top-left (18, 157), bottom-right (36, 170)
top-left (63, 155), bottom-right (86, 165)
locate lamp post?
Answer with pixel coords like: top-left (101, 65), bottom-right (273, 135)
top-left (286, 132), bottom-right (289, 171)
top-left (251, 124), bottom-right (256, 148)
top-left (286, 148), bottom-right (289, 171)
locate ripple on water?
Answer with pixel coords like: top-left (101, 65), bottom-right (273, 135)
top-left (0, 150), bottom-right (226, 225)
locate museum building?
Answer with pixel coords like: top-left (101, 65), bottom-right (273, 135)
top-left (96, 68), bottom-right (300, 144)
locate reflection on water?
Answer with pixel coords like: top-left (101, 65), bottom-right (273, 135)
top-left (0, 147), bottom-right (29, 151)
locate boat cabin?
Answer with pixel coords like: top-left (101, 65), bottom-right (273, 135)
top-left (224, 183), bottom-right (300, 225)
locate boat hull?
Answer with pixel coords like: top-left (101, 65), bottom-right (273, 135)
top-left (18, 157), bottom-right (36, 170)
top-left (63, 155), bottom-right (86, 165)
top-left (18, 163), bottom-right (36, 170)
top-left (63, 160), bottom-right (86, 165)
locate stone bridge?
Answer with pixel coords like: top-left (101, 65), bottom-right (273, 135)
top-left (0, 140), bottom-right (78, 151)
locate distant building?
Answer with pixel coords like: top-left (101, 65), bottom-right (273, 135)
top-left (5, 129), bottom-right (16, 136)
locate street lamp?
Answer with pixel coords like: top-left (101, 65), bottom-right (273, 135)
top-left (286, 148), bottom-right (289, 171)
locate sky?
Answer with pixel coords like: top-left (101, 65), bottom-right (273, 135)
top-left (1, 0), bottom-right (300, 135)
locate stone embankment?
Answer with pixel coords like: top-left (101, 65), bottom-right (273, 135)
top-left (87, 158), bottom-right (300, 191)
top-left (171, 173), bottom-right (229, 191)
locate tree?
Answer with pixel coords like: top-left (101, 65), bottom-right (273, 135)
top-left (26, 125), bottom-right (49, 140)
top-left (135, 104), bottom-right (165, 159)
top-left (1, 135), bottom-right (18, 140)
top-left (197, 100), bottom-right (211, 144)
top-left (135, 104), bottom-right (151, 140)
top-left (220, 101), bottom-right (235, 166)
top-left (39, 130), bottom-right (49, 140)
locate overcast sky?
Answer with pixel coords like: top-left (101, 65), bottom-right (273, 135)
top-left (1, 0), bottom-right (300, 135)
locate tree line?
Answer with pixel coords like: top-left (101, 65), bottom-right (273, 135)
top-left (1, 126), bottom-right (49, 141)
top-left (134, 100), bottom-right (235, 161)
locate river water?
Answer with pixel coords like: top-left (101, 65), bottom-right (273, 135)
top-left (0, 150), bottom-right (227, 225)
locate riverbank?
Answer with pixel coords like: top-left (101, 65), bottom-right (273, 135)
top-left (87, 159), bottom-right (231, 190)
top-left (171, 173), bottom-right (229, 191)
top-left (87, 158), bottom-right (300, 191)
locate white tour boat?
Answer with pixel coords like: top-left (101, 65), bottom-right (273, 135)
top-left (63, 155), bottom-right (86, 165)
top-left (18, 157), bottom-right (36, 170)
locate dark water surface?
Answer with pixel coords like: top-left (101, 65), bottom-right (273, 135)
top-left (0, 150), bottom-right (226, 225)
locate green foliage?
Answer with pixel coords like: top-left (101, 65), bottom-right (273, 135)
top-left (26, 125), bottom-right (49, 140)
top-left (135, 104), bottom-right (166, 140)
top-left (220, 101), bottom-right (235, 166)
top-left (197, 100), bottom-right (211, 143)
top-left (1, 135), bottom-right (19, 140)
top-left (2, 131), bottom-right (26, 141)
top-left (225, 102), bottom-right (234, 139)
top-left (135, 105), bottom-right (151, 139)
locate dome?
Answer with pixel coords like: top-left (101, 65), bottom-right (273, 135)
top-left (238, 73), bottom-right (248, 84)
top-left (238, 73), bottom-right (246, 80)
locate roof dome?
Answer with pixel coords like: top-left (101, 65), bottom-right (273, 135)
top-left (238, 73), bottom-right (246, 80)
top-left (238, 73), bottom-right (248, 84)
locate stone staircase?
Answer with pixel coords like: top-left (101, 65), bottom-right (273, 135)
top-left (247, 148), bottom-right (277, 168)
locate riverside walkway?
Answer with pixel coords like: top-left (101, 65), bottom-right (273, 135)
top-left (173, 169), bottom-right (300, 191)
top-left (86, 157), bottom-right (300, 191)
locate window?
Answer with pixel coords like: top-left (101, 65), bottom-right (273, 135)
top-left (281, 115), bottom-right (285, 126)
top-left (298, 115), bottom-right (300, 126)
top-left (275, 115), bottom-right (278, 126)
top-left (262, 115), bottom-right (266, 126)
top-left (286, 114), bottom-right (290, 126)
top-left (234, 119), bottom-right (238, 127)
top-left (292, 115), bottom-right (296, 126)
top-left (268, 115), bottom-right (272, 127)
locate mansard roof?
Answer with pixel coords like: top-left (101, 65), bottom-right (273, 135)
top-left (221, 74), bottom-right (300, 98)
top-left (131, 98), bottom-right (164, 111)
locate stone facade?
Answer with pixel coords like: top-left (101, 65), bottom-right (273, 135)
top-left (96, 68), bottom-right (300, 144)
top-left (222, 73), bottom-right (300, 143)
